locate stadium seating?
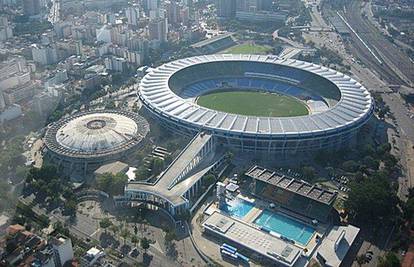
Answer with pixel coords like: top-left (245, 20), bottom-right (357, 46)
top-left (170, 61), bottom-right (340, 104)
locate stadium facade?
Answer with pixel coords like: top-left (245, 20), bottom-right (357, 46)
top-left (139, 54), bottom-right (373, 154)
top-left (44, 110), bottom-right (149, 176)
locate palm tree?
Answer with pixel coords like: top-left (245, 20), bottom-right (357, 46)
top-left (120, 228), bottom-right (130, 246)
top-left (356, 254), bottom-right (367, 267)
top-left (140, 237), bottom-right (150, 255)
top-left (99, 218), bottom-right (112, 234)
top-left (110, 224), bottom-right (119, 236)
top-left (142, 219), bottom-right (148, 231)
top-left (131, 235), bottom-right (139, 247)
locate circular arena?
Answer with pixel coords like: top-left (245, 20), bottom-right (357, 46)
top-left (44, 110), bottom-right (149, 175)
top-left (139, 54), bottom-right (373, 154)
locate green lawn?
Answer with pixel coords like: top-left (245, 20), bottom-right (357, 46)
top-left (223, 43), bottom-right (272, 55)
top-left (197, 90), bottom-right (309, 117)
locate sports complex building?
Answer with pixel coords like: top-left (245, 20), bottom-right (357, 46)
top-left (127, 55), bottom-right (369, 266)
top-left (44, 110), bottom-right (149, 176)
top-left (139, 54), bottom-right (373, 154)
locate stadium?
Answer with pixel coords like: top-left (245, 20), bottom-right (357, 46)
top-left (139, 54), bottom-right (373, 154)
top-left (44, 110), bottom-right (149, 176)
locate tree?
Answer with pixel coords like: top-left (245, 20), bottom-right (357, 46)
top-left (135, 166), bottom-right (150, 181)
top-left (202, 174), bottom-right (216, 187)
top-left (342, 160), bottom-right (359, 172)
top-left (404, 197), bottom-right (414, 221)
top-left (345, 176), bottom-right (398, 225)
top-left (325, 166), bottom-right (335, 177)
top-left (151, 158), bottom-right (164, 176)
top-left (377, 143), bottom-right (391, 156)
top-left (356, 254), bottom-right (367, 267)
top-left (131, 235), bottom-right (139, 247)
top-left (164, 229), bottom-right (177, 259)
top-left (140, 237), bottom-right (150, 254)
top-left (165, 230), bottom-right (177, 243)
top-left (99, 218), bottom-right (112, 234)
top-left (15, 166), bottom-right (29, 181)
top-left (302, 166), bottom-right (316, 180)
top-left (363, 156), bottom-right (379, 170)
top-left (110, 224), bottom-right (119, 235)
top-left (120, 228), bottom-right (130, 245)
top-left (64, 199), bottom-right (77, 216)
top-left (96, 173), bottom-right (128, 196)
top-left (378, 252), bottom-right (400, 267)
top-left (315, 150), bottom-right (331, 166)
top-left (53, 221), bottom-right (70, 236)
top-left (362, 144), bottom-right (375, 156)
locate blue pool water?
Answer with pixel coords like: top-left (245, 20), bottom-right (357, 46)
top-left (254, 210), bottom-right (315, 245)
top-left (222, 198), bottom-right (255, 218)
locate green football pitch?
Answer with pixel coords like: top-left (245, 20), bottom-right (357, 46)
top-left (196, 90), bottom-right (309, 117)
top-left (222, 43), bottom-right (272, 54)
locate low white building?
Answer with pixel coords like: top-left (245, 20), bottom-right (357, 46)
top-left (81, 247), bottom-right (105, 266)
top-left (315, 225), bottom-right (360, 267)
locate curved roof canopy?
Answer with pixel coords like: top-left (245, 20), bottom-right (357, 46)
top-left (139, 54), bottom-right (373, 137)
top-left (45, 110), bottom-right (149, 158)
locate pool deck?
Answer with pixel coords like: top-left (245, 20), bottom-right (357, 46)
top-left (204, 194), bottom-right (328, 257)
top-left (203, 211), bottom-right (302, 267)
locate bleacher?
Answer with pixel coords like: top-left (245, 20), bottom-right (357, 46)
top-left (181, 77), bottom-right (324, 104)
top-left (190, 33), bottom-right (236, 54)
top-left (169, 61), bottom-right (340, 104)
top-left (247, 165), bottom-right (337, 223)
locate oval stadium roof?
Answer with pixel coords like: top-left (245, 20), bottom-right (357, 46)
top-left (139, 54), bottom-right (373, 137)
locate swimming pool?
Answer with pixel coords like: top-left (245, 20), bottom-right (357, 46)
top-left (222, 198), bottom-right (255, 218)
top-left (254, 210), bottom-right (315, 245)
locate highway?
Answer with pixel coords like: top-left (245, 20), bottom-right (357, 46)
top-left (342, 0), bottom-right (413, 86)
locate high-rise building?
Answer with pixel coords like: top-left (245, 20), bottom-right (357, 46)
top-left (104, 56), bottom-right (127, 72)
top-left (257, 0), bottom-right (272, 11)
top-left (216, 0), bottom-right (236, 18)
top-left (50, 235), bottom-right (74, 267)
top-left (31, 44), bottom-right (59, 65)
top-left (144, 0), bottom-right (159, 12)
top-left (180, 6), bottom-right (190, 25)
top-left (236, 0), bottom-right (263, 12)
top-left (0, 16), bottom-right (13, 42)
top-left (23, 0), bottom-right (41, 16)
top-left (148, 18), bottom-right (168, 43)
top-left (96, 24), bottom-right (112, 43)
top-left (166, 0), bottom-right (180, 25)
top-left (182, 0), bottom-right (192, 8)
top-left (126, 6), bottom-right (140, 26)
top-left (0, 89), bottom-right (6, 111)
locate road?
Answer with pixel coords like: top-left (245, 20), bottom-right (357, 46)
top-left (342, 0), bottom-right (413, 86)
top-left (382, 93), bottom-right (414, 199)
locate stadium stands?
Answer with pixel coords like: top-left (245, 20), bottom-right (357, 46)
top-left (246, 165), bottom-right (336, 222)
top-left (169, 61), bottom-right (341, 103)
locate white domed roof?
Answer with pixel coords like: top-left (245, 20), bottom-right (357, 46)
top-left (56, 112), bottom-right (138, 153)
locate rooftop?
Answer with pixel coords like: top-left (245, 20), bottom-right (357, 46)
top-left (44, 110), bottom-right (149, 158)
top-left (315, 225), bottom-right (360, 267)
top-left (190, 33), bottom-right (234, 48)
top-left (139, 54), bottom-right (373, 137)
top-left (126, 133), bottom-right (221, 206)
top-left (246, 165), bottom-right (337, 205)
top-left (203, 212), bottom-right (301, 267)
